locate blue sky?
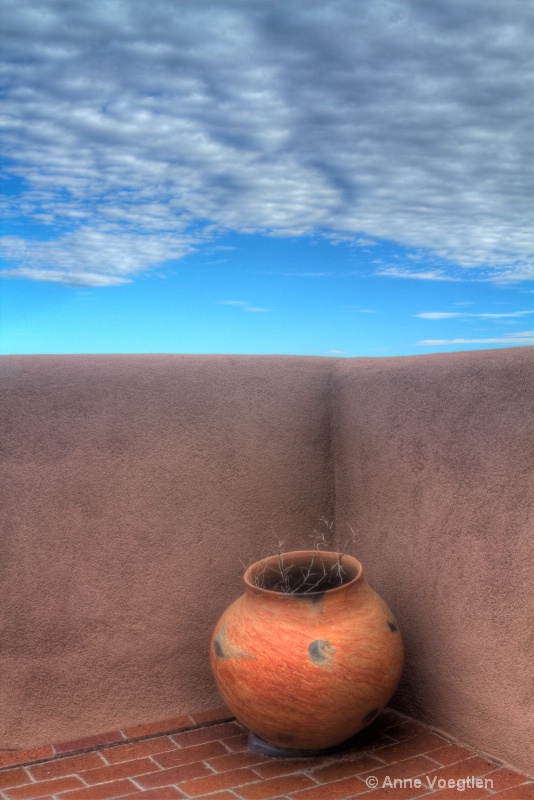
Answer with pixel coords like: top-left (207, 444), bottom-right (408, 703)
top-left (1, 0), bottom-right (532, 356)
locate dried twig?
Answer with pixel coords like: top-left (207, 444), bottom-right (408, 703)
top-left (249, 519), bottom-right (359, 594)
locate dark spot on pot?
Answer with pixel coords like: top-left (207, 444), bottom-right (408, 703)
top-left (362, 708), bottom-right (379, 724)
top-left (308, 639), bottom-right (337, 666)
top-left (214, 624), bottom-right (256, 660)
top-left (387, 620), bottom-right (398, 633)
top-left (294, 591), bottom-right (325, 605)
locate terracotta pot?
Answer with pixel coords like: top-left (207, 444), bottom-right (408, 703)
top-left (210, 550), bottom-right (404, 751)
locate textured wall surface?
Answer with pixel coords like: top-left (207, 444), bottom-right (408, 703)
top-left (333, 348), bottom-right (534, 775)
top-left (0, 349), bottom-right (532, 773)
top-left (0, 355), bottom-right (334, 749)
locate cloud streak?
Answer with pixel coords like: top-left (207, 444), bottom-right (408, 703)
top-left (415, 310), bottom-right (534, 320)
top-left (1, 0), bottom-right (532, 285)
top-left (376, 268), bottom-right (463, 282)
top-left (218, 300), bottom-right (271, 312)
top-left (418, 331), bottom-right (534, 346)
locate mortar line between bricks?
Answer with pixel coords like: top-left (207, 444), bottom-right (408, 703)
top-left (248, 766), bottom-right (321, 783)
top-left (0, 717), bottom-right (236, 772)
top-left (200, 759), bottom-right (218, 770)
top-left (128, 759), bottom-right (221, 794)
top-left (22, 767), bottom-right (36, 783)
top-left (425, 729), bottom-right (525, 778)
top-left (144, 754), bottom-right (167, 770)
top-left (128, 776), bottom-right (153, 792)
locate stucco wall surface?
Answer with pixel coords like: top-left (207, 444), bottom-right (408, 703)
top-left (0, 355), bottom-right (334, 749)
top-left (332, 347), bottom-right (534, 775)
top-left (0, 349), bottom-right (532, 774)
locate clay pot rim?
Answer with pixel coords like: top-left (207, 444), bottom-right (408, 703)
top-left (243, 549), bottom-right (363, 598)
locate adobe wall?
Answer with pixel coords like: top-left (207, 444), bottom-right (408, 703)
top-left (0, 355), bottom-right (334, 749)
top-left (1, 349), bottom-right (532, 774)
top-left (333, 348), bottom-right (534, 775)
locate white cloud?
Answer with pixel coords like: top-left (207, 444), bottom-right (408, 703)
top-left (418, 331), bottom-right (534, 346)
top-left (324, 233), bottom-right (377, 247)
top-left (0, 0), bottom-right (532, 285)
top-left (218, 300), bottom-right (271, 312)
top-left (257, 270), bottom-right (333, 277)
top-left (0, 267), bottom-right (130, 287)
top-left (0, 227), bottom-right (200, 286)
top-left (376, 268), bottom-right (463, 282)
top-left (353, 237), bottom-right (377, 248)
top-left (416, 312), bottom-right (462, 319)
top-left (415, 310), bottom-right (534, 320)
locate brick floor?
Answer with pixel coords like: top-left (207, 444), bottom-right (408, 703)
top-left (0, 709), bottom-right (532, 800)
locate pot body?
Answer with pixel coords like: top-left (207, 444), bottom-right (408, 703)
top-left (210, 551), bottom-right (404, 751)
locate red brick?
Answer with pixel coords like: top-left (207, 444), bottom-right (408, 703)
top-left (362, 786), bottom-right (429, 799)
top-left (429, 743), bottom-right (478, 766)
top-left (61, 779), bottom-right (137, 800)
top-left (102, 736), bottom-right (177, 764)
top-left (189, 706), bottom-right (234, 725)
top-left (491, 785), bottom-right (534, 799)
top-left (80, 757), bottom-right (158, 784)
top-left (311, 755), bottom-right (384, 782)
top-left (364, 732), bottom-right (399, 749)
top-left (358, 754), bottom-right (442, 784)
top-left (122, 715), bottom-right (194, 740)
top-left (191, 794), bottom-right (241, 800)
top-left (206, 751), bottom-right (267, 772)
top-left (486, 768), bottom-right (534, 792)
top-left (171, 722), bottom-right (242, 748)
top-left (424, 754), bottom-right (501, 785)
top-left (220, 732), bottom-right (249, 752)
top-left (136, 760), bottom-right (212, 788)
top-left (290, 774), bottom-right (368, 800)
top-left (53, 731), bottom-right (125, 755)
top-left (379, 720), bottom-right (429, 742)
top-left (153, 739), bottom-right (228, 768)
top-left (235, 772), bottom-right (316, 799)
top-left (7, 775), bottom-right (85, 799)
top-left (0, 746), bottom-right (55, 769)
top-left (179, 767), bottom-right (258, 796)
top-left (348, 724), bottom-right (396, 750)
top-left (250, 757), bottom-right (316, 779)
top-left (373, 731), bottom-right (449, 763)
top-left (114, 789), bottom-right (185, 800)
top-left (0, 767), bottom-right (30, 789)
top-left (426, 788), bottom-right (492, 799)
top-left (29, 752), bottom-right (105, 780)
top-left (9, 797), bottom-right (55, 800)
top-left (376, 709), bottom-right (407, 728)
